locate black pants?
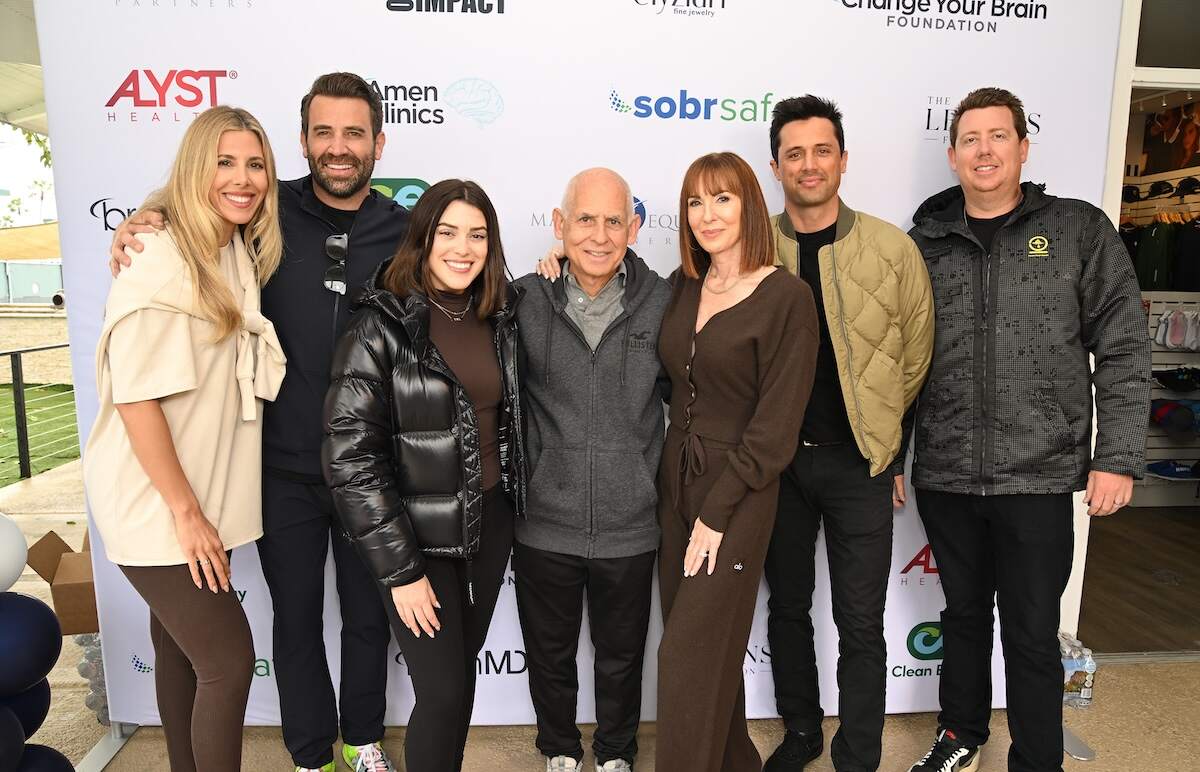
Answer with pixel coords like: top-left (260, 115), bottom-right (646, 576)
top-left (764, 443), bottom-right (893, 772)
top-left (382, 488), bottom-right (515, 772)
top-left (257, 471), bottom-right (391, 769)
top-left (512, 543), bottom-right (656, 766)
top-left (915, 489), bottom-right (1073, 772)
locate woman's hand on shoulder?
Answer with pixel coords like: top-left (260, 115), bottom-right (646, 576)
top-left (391, 575), bottom-right (442, 638)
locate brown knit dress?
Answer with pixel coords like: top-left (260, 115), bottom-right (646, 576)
top-left (655, 268), bottom-right (819, 772)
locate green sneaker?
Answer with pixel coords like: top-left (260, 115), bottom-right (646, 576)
top-left (343, 742), bottom-right (396, 772)
top-left (294, 764), bottom-right (335, 772)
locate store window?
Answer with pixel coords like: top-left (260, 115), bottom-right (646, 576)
top-left (1136, 0), bottom-right (1200, 69)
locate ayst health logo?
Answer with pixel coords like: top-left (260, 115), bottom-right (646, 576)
top-left (609, 88), bottom-right (776, 122)
top-left (104, 68), bottom-right (235, 125)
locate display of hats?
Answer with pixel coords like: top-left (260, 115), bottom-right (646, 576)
top-left (1154, 367), bottom-right (1200, 392)
top-left (1147, 180), bottom-right (1176, 198)
top-left (1150, 398), bottom-right (1199, 435)
top-left (1122, 184), bottom-right (1141, 203)
top-left (1177, 176), bottom-right (1200, 197)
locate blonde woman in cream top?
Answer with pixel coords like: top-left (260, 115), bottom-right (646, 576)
top-left (81, 105), bottom-right (284, 772)
top-left (85, 226), bottom-right (285, 565)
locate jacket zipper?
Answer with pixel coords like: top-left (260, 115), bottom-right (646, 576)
top-left (980, 250), bottom-right (991, 495)
top-left (556, 306), bottom-right (632, 558)
top-left (826, 239), bottom-right (870, 463)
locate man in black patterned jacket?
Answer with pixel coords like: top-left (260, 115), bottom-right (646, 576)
top-left (905, 87), bottom-right (1151, 772)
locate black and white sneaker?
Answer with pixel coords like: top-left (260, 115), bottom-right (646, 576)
top-left (908, 729), bottom-right (980, 772)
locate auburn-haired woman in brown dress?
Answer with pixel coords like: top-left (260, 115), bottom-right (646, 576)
top-left (655, 152), bottom-right (820, 771)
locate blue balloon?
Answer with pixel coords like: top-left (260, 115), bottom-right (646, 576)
top-left (0, 594), bottom-right (62, 696)
top-left (0, 705), bottom-right (24, 771)
top-left (0, 679), bottom-right (50, 739)
top-left (16, 744), bottom-right (72, 771)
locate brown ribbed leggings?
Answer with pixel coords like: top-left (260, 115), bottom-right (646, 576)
top-left (120, 558), bottom-right (254, 772)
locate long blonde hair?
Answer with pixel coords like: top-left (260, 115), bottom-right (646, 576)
top-left (143, 106), bottom-right (282, 340)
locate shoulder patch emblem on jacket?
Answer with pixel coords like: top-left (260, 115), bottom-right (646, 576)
top-left (1028, 235), bottom-right (1050, 257)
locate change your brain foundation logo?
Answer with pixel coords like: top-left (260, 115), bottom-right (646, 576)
top-left (836, 0), bottom-right (1049, 33)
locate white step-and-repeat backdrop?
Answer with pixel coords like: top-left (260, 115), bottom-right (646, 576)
top-left (36, 0), bottom-right (1122, 726)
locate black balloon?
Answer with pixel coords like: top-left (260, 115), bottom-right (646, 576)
top-left (0, 705), bottom-right (25, 771)
top-left (16, 744), bottom-right (72, 771)
top-left (0, 679), bottom-right (50, 739)
top-left (0, 594), bottom-right (62, 695)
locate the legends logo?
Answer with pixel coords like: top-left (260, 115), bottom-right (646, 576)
top-left (836, 0), bottom-right (1049, 34)
top-left (105, 68), bottom-right (234, 125)
top-left (921, 95), bottom-right (1042, 144)
top-left (634, 0), bottom-right (728, 19)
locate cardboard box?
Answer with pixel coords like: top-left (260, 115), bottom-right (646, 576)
top-left (26, 531), bottom-right (99, 635)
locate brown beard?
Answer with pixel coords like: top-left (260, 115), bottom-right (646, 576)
top-left (309, 151), bottom-right (375, 199)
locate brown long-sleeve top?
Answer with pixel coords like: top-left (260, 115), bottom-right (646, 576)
top-left (658, 268), bottom-right (820, 531)
top-left (428, 288), bottom-right (503, 491)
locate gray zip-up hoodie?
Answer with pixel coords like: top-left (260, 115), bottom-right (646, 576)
top-left (513, 249), bottom-right (671, 559)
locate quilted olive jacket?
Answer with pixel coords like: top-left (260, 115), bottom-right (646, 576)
top-left (774, 201), bottom-right (935, 477)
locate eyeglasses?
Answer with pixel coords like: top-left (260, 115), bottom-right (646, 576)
top-left (324, 233), bottom-right (348, 295)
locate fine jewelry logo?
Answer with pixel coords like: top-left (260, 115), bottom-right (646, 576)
top-left (633, 0), bottom-right (728, 19)
top-left (1028, 235), bottom-right (1050, 256)
top-left (835, 0), bottom-right (1049, 34)
top-left (907, 622), bottom-right (945, 661)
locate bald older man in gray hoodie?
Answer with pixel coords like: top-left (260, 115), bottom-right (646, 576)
top-left (512, 169), bottom-right (671, 772)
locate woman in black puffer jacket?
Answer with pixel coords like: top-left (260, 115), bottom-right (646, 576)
top-left (322, 179), bottom-right (525, 772)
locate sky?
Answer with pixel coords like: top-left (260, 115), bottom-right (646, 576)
top-left (0, 123), bottom-right (58, 227)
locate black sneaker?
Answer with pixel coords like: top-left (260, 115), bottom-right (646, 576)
top-left (763, 729), bottom-right (823, 771)
top-left (908, 729), bottom-right (980, 772)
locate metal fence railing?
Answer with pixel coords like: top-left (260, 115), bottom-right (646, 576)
top-left (0, 343), bottom-right (78, 487)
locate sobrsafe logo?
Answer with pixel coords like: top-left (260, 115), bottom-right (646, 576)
top-left (104, 68), bottom-right (235, 124)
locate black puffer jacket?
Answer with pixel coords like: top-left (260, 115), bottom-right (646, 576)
top-left (322, 262), bottom-right (526, 588)
top-left (908, 182), bottom-right (1151, 496)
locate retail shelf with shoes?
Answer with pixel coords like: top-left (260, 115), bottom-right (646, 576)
top-left (1133, 291), bottom-right (1200, 506)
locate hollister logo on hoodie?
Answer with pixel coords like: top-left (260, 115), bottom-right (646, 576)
top-left (628, 330), bottom-right (657, 352)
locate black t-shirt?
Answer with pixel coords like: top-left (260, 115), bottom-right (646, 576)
top-left (794, 221), bottom-right (856, 446)
top-left (966, 207), bottom-right (1015, 254)
top-left (314, 195), bottom-right (359, 236)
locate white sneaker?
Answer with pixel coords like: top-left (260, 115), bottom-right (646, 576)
top-left (546, 756), bottom-right (583, 772)
top-left (343, 742), bottom-right (396, 772)
top-left (596, 760), bottom-right (632, 772)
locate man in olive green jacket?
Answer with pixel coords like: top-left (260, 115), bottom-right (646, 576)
top-left (763, 95), bottom-right (934, 772)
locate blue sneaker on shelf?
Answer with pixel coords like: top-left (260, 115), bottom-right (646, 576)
top-left (1145, 460), bottom-right (1199, 480)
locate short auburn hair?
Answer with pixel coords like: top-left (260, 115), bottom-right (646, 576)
top-left (300, 72), bottom-right (383, 137)
top-left (949, 87), bottom-right (1027, 146)
top-left (678, 152), bottom-right (775, 279)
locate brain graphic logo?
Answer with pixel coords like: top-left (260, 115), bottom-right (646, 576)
top-left (445, 78), bottom-right (504, 126)
top-left (609, 89), bottom-right (632, 114)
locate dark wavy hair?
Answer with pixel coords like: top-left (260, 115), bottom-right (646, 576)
top-left (381, 179), bottom-right (508, 318)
